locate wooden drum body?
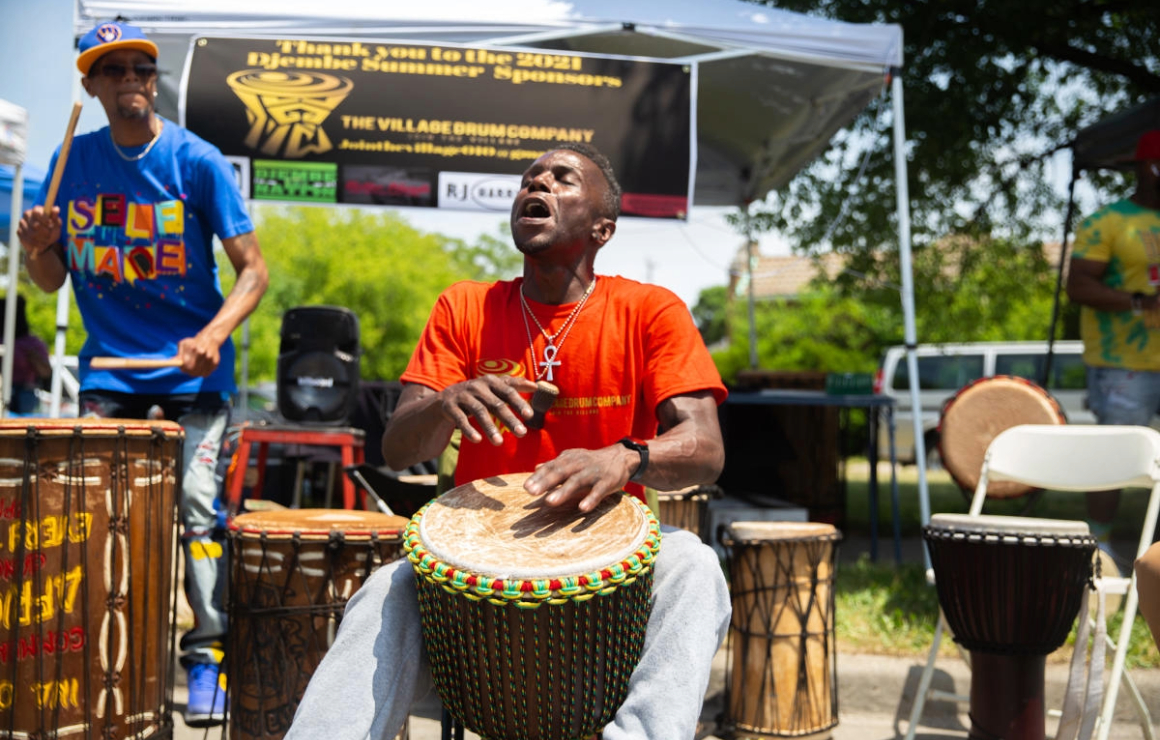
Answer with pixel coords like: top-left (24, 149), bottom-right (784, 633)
top-left (938, 376), bottom-right (1065, 498)
top-left (655, 484), bottom-right (719, 541)
top-left (0, 419), bottom-right (183, 740)
top-left (721, 521), bottom-right (841, 738)
top-left (228, 509), bottom-right (408, 740)
top-left (406, 472), bottom-right (660, 740)
top-left (924, 514), bottom-right (1096, 740)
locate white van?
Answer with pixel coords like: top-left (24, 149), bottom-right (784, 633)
top-left (875, 341), bottom-right (1093, 463)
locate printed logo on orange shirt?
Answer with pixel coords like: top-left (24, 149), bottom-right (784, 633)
top-left (475, 358), bottom-right (525, 377)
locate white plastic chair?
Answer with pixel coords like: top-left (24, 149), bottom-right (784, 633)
top-left (905, 424), bottom-right (1160, 740)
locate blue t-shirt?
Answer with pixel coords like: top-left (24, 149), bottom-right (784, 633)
top-left (36, 118), bottom-right (253, 395)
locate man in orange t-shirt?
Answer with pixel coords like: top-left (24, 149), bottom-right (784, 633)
top-left (287, 143), bottom-right (729, 740)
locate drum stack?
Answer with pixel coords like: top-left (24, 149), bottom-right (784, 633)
top-left (719, 521), bottom-right (842, 738)
top-left (0, 419), bottom-right (184, 740)
top-left (227, 509), bottom-right (409, 740)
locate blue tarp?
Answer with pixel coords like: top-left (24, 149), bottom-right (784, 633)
top-left (0, 162), bottom-right (46, 238)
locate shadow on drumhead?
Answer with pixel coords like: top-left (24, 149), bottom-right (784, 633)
top-left (511, 494), bottom-right (616, 539)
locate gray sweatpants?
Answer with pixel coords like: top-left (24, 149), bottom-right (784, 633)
top-left (285, 527), bottom-right (731, 740)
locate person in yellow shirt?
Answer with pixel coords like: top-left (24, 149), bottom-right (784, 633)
top-left (1066, 129), bottom-right (1160, 564)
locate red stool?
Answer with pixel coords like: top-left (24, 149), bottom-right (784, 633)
top-left (227, 423), bottom-right (366, 511)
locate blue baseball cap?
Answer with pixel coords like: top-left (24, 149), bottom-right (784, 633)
top-left (76, 21), bottom-right (159, 76)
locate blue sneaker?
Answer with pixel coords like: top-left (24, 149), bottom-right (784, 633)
top-left (184, 662), bottom-right (228, 726)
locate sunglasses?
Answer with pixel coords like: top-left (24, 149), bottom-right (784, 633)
top-left (93, 63), bottom-right (158, 80)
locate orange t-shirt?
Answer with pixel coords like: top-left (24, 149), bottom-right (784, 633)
top-left (400, 275), bottom-right (728, 491)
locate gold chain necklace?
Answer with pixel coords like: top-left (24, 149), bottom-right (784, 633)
top-left (110, 121), bottom-right (162, 162)
top-left (519, 277), bottom-right (597, 382)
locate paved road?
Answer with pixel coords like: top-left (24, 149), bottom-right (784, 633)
top-left (171, 647), bottom-right (1160, 740)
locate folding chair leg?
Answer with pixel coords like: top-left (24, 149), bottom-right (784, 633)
top-left (905, 616), bottom-right (945, 740)
top-left (1096, 585), bottom-right (1142, 740)
top-left (1115, 667), bottom-right (1157, 740)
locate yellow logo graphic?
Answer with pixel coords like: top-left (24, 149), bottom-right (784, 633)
top-left (476, 359), bottom-right (525, 377)
top-left (226, 70), bottom-right (353, 158)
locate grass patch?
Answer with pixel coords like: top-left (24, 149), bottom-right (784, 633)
top-left (833, 461), bottom-right (1160, 668)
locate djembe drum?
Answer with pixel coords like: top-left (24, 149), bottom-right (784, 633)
top-left (924, 514), bottom-right (1096, 740)
top-left (227, 508), bottom-right (409, 740)
top-left (655, 484), bottom-right (720, 541)
top-left (939, 376), bottom-right (1066, 498)
top-left (405, 472), bottom-right (660, 740)
top-left (720, 521), bottom-right (841, 738)
top-left (0, 419), bottom-right (183, 740)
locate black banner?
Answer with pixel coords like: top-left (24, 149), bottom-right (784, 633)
top-left (182, 37), bottom-right (693, 218)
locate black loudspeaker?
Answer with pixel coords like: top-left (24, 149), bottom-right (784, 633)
top-left (277, 306), bottom-right (360, 423)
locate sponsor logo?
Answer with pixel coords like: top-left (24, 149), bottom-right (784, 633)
top-left (439, 172), bottom-right (522, 212)
top-left (226, 70), bottom-right (352, 158)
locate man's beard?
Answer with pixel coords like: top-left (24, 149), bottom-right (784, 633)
top-left (117, 102), bottom-right (152, 120)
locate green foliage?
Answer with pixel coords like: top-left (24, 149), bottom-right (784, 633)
top-left (691, 285), bottom-right (729, 346)
top-left (16, 286), bottom-right (87, 355)
top-left (702, 234), bottom-right (1073, 384)
top-left (221, 206), bottom-right (520, 383)
top-left (741, 0), bottom-right (1156, 262)
top-left (711, 281), bottom-right (893, 384)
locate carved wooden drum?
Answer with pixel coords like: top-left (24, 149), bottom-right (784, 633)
top-left (924, 514), bottom-right (1096, 740)
top-left (655, 484), bottom-right (720, 541)
top-left (0, 419), bottom-right (183, 740)
top-left (406, 472), bottom-right (660, 740)
top-left (227, 508), bottom-right (408, 740)
top-left (938, 376), bottom-right (1066, 499)
top-left (720, 521), bottom-right (841, 738)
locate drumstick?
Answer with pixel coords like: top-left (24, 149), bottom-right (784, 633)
top-left (43, 101), bottom-right (83, 213)
top-left (90, 356), bottom-right (182, 369)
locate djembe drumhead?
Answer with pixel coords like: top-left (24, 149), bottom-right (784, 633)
top-left (939, 376), bottom-right (1066, 499)
top-left (406, 472), bottom-right (660, 740)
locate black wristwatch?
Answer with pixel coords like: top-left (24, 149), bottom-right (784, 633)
top-left (618, 437), bottom-right (649, 482)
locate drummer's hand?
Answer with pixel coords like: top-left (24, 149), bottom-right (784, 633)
top-left (17, 205), bottom-right (62, 258)
top-left (440, 375), bottom-right (537, 445)
top-left (525, 445), bottom-right (636, 513)
top-left (177, 333), bottom-right (221, 377)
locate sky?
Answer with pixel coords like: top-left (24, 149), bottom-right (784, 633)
top-left (0, 0), bottom-right (806, 309)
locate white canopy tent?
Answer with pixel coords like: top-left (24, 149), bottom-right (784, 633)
top-left (60, 0), bottom-right (930, 523)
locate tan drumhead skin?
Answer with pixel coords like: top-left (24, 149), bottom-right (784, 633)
top-left (419, 472), bottom-right (649, 580)
top-left (929, 512), bottom-right (1090, 537)
top-left (234, 508), bottom-right (408, 538)
top-left (940, 376), bottom-right (1064, 497)
top-left (727, 521), bottom-right (838, 541)
top-left (0, 417), bottom-right (184, 436)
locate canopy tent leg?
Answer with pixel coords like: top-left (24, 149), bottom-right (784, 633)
top-left (891, 69), bottom-right (930, 566)
top-left (48, 278), bottom-right (70, 418)
top-left (2, 163), bottom-right (23, 417)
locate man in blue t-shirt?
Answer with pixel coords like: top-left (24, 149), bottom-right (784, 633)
top-left (17, 21), bottom-right (268, 727)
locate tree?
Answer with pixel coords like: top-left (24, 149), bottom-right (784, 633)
top-left (703, 234), bottom-right (1066, 384)
top-left (218, 206), bottom-right (520, 383)
top-left (740, 0), bottom-right (1156, 274)
top-left (691, 285), bottom-right (729, 346)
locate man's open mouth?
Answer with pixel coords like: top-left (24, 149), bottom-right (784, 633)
top-left (519, 199), bottom-right (551, 219)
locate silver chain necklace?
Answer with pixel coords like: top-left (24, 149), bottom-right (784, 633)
top-left (110, 122), bottom-right (162, 162)
top-left (519, 277), bottom-right (597, 382)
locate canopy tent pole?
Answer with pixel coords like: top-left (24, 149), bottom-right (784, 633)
top-left (890, 68), bottom-right (929, 560)
top-left (49, 0), bottom-right (81, 418)
top-left (1043, 169), bottom-right (1078, 386)
top-left (2, 164), bottom-right (22, 417)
